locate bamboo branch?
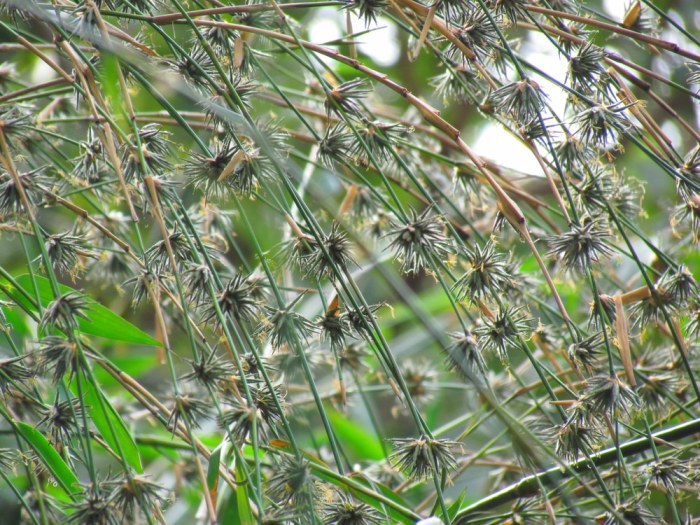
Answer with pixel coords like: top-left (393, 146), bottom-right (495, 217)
top-left (455, 418), bottom-right (700, 521)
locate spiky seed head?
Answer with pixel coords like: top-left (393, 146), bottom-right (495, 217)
top-left (385, 208), bottom-right (451, 275)
top-left (444, 330), bottom-right (487, 383)
top-left (39, 292), bottom-right (90, 334)
top-left (489, 79), bottom-right (546, 125)
top-left (389, 435), bottom-right (460, 480)
top-left (322, 495), bottom-right (382, 525)
top-left (324, 79), bottom-right (371, 118)
top-left (474, 305), bottom-right (532, 362)
top-left (341, 0), bottom-right (387, 27)
top-left (581, 375), bottom-right (640, 420)
top-left (546, 216), bottom-right (614, 271)
top-left (267, 456), bottom-right (316, 508)
top-left (453, 240), bottom-right (511, 303)
top-left (205, 275), bottom-right (261, 326)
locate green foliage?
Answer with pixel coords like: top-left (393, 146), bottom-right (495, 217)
top-left (15, 422), bottom-right (80, 497)
top-left (0, 0), bottom-right (699, 524)
top-left (2, 275), bottom-right (161, 346)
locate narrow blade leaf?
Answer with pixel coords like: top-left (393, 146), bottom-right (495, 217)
top-left (16, 422), bottom-right (80, 496)
top-left (8, 275), bottom-right (160, 346)
top-left (79, 370), bottom-right (143, 473)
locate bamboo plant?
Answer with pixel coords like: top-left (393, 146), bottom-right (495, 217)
top-left (0, 0), bottom-right (699, 523)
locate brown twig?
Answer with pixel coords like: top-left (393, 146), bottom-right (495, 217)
top-left (526, 5), bottom-right (700, 62)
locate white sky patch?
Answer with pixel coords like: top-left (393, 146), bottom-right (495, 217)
top-left (307, 8), bottom-right (342, 49)
top-left (521, 31), bottom-right (570, 118)
top-left (350, 14), bottom-right (401, 67)
top-left (471, 30), bottom-right (570, 177)
top-left (661, 120), bottom-right (682, 148)
top-left (31, 54), bottom-right (58, 83)
top-left (603, 0), bottom-right (625, 20)
top-left (473, 123), bottom-right (541, 174)
top-left (308, 9), bottom-right (400, 67)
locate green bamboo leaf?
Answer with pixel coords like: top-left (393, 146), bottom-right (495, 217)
top-left (8, 275), bottom-right (161, 346)
top-left (79, 370), bottom-right (143, 473)
top-left (218, 490), bottom-right (240, 525)
top-left (207, 440), bottom-right (229, 508)
top-left (218, 490), bottom-right (241, 524)
top-left (447, 495), bottom-right (466, 520)
top-left (97, 54), bottom-right (128, 131)
top-left (234, 460), bottom-right (255, 525)
top-left (16, 422), bottom-right (80, 496)
top-left (328, 408), bottom-right (384, 461)
top-left (0, 305), bottom-right (30, 339)
top-left (218, 458), bottom-right (255, 525)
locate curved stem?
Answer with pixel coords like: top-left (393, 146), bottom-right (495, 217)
top-left (455, 417), bottom-right (700, 521)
